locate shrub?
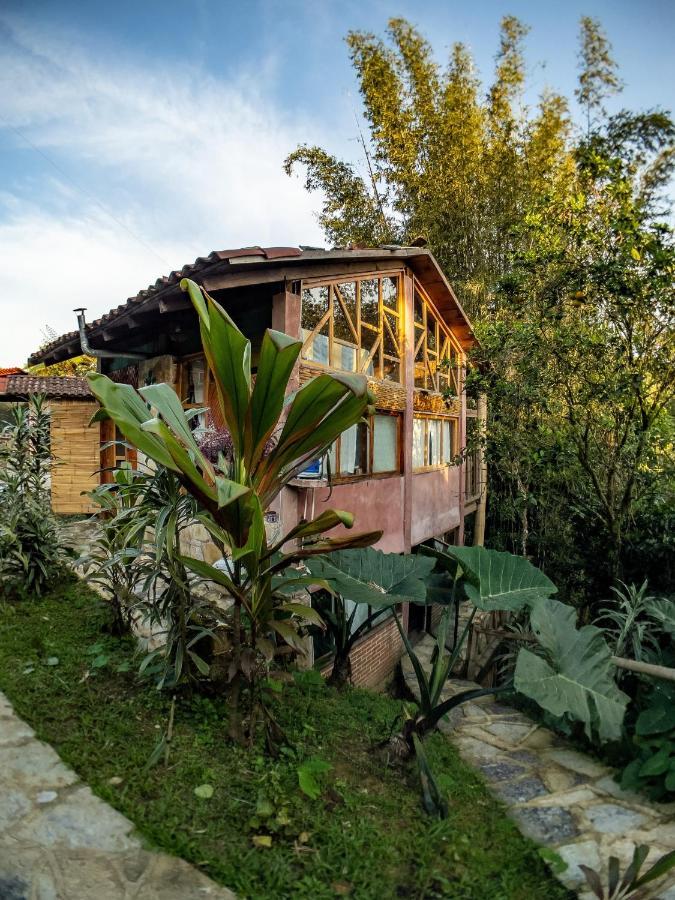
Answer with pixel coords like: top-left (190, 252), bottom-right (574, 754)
top-left (0, 395), bottom-right (65, 599)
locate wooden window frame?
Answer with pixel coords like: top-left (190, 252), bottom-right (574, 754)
top-left (300, 271), bottom-right (403, 384)
top-left (329, 410), bottom-right (402, 484)
top-left (177, 353), bottom-right (213, 430)
top-left (413, 278), bottom-right (463, 396)
top-left (412, 414), bottom-right (458, 473)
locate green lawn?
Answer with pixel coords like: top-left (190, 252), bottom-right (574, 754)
top-left (0, 580), bottom-right (572, 900)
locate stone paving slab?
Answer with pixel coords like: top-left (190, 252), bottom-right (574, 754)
top-left (403, 635), bottom-right (675, 899)
top-left (0, 691), bottom-right (236, 900)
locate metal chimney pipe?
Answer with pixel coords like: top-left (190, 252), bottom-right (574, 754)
top-left (74, 308), bottom-right (148, 360)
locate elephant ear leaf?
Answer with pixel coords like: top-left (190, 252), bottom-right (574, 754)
top-left (438, 545), bottom-right (557, 612)
top-left (305, 547), bottom-right (436, 608)
top-left (514, 598), bottom-right (629, 742)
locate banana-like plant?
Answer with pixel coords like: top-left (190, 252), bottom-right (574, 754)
top-left (309, 544), bottom-right (630, 816)
top-left (87, 278), bottom-right (382, 742)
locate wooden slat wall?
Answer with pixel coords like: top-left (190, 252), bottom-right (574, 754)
top-left (50, 401), bottom-right (100, 514)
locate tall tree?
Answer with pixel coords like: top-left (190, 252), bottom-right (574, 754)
top-left (286, 16), bottom-right (572, 320)
top-left (576, 16), bottom-right (622, 132)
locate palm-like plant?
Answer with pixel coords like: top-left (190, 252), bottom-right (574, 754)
top-left (87, 278), bottom-right (382, 741)
top-left (595, 580), bottom-right (662, 663)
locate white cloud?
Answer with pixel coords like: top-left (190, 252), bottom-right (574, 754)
top-left (0, 210), bottom-right (188, 365)
top-left (0, 13), bottom-right (327, 363)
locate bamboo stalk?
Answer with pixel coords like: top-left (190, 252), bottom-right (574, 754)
top-left (611, 656), bottom-right (675, 683)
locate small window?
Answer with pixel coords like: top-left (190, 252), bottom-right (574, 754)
top-left (413, 416), bottom-right (458, 470)
top-left (329, 412), bottom-right (400, 480)
top-left (179, 355), bottom-right (211, 434)
top-left (373, 415), bottom-right (398, 473)
top-left (339, 422), bottom-right (370, 476)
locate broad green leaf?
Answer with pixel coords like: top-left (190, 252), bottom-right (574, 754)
top-left (437, 545), bottom-right (557, 611)
top-left (248, 329), bottom-right (301, 470)
top-left (304, 547), bottom-right (436, 607)
top-left (646, 597), bottom-right (675, 636)
top-left (194, 784), bottom-right (214, 799)
top-left (271, 508), bottom-right (355, 553)
top-left (636, 703), bottom-right (675, 736)
top-left (181, 278), bottom-right (251, 456)
top-left (297, 757), bottom-right (331, 799)
top-left (87, 374), bottom-right (176, 471)
top-left (278, 602), bottom-right (325, 626)
top-left (639, 747), bottom-right (672, 777)
top-left (514, 598), bottom-right (629, 741)
top-left (139, 382), bottom-right (209, 463)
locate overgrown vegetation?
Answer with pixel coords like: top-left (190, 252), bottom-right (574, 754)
top-left (0, 394), bottom-right (65, 599)
top-left (285, 15), bottom-right (675, 604)
top-left (0, 582), bottom-right (572, 900)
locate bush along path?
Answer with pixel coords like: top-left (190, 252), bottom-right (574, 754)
top-left (403, 636), bottom-right (675, 899)
top-left (0, 691), bottom-right (235, 900)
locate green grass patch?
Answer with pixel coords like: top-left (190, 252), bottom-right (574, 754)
top-left (0, 580), bottom-right (572, 899)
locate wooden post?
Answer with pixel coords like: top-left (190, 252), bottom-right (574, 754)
top-left (473, 392), bottom-right (488, 547)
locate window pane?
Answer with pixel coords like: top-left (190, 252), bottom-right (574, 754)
top-left (429, 420), bottom-right (441, 466)
top-left (303, 329), bottom-right (329, 365)
top-left (332, 284), bottom-right (358, 371)
top-left (382, 276), bottom-right (399, 310)
top-left (373, 415), bottom-right (398, 473)
top-left (188, 358), bottom-right (205, 404)
top-left (360, 279), bottom-right (379, 329)
top-left (442, 420), bottom-right (451, 463)
top-left (301, 285), bottom-right (329, 331)
top-left (327, 441), bottom-right (337, 477)
top-left (413, 418), bottom-right (425, 468)
top-left (339, 422), bottom-right (369, 475)
top-left (383, 356), bottom-right (400, 383)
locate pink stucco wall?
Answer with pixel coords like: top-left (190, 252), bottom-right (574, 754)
top-left (410, 467), bottom-right (461, 546)
top-left (293, 476), bottom-right (406, 554)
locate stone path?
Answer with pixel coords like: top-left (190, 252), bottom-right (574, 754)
top-left (0, 692), bottom-right (236, 900)
top-left (403, 636), bottom-right (675, 899)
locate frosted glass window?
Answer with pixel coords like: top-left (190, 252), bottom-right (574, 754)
top-left (413, 418), bottom-right (425, 468)
top-left (442, 420), bottom-right (452, 463)
top-left (339, 422), bottom-right (369, 475)
top-left (373, 415), bottom-right (398, 473)
top-left (428, 420), bottom-right (441, 466)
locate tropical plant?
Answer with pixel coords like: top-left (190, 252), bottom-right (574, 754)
top-left (79, 464), bottom-right (150, 635)
top-left (0, 395), bottom-right (65, 599)
top-left (621, 682), bottom-right (675, 801)
top-left (131, 465), bottom-right (213, 690)
top-left (86, 277), bottom-right (382, 742)
top-left (594, 581), bottom-right (662, 664)
top-left (580, 844), bottom-right (675, 900)
top-left (305, 548), bottom-right (435, 687)
top-left (310, 543), bottom-right (629, 815)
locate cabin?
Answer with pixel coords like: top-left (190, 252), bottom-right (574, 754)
top-left (0, 373), bottom-right (99, 514)
top-left (29, 245), bottom-right (486, 685)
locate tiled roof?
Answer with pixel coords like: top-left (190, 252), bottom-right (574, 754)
top-left (0, 367), bottom-right (25, 375)
top-left (29, 246), bottom-right (305, 364)
top-left (28, 243), bottom-right (477, 363)
top-left (0, 375), bottom-right (93, 399)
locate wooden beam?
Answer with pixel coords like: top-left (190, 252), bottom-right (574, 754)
top-left (203, 259), bottom-right (404, 293)
top-left (158, 295), bottom-right (192, 314)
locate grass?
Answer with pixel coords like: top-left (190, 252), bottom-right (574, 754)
top-left (0, 579), bottom-right (572, 900)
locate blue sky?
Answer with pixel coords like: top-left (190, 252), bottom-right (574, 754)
top-left (1, 0), bottom-right (674, 363)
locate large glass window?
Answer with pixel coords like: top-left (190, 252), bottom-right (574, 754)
top-left (328, 412), bottom-right (400, 480)
top-left (301, 274), bottom-right (402, 383)
top-left (413, 280), bottom-right (462, 396)
top-left (413, 416), bottom-right (457, 470)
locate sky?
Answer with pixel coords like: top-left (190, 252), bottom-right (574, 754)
top-left (1, 0), bottom-right (674, 365)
